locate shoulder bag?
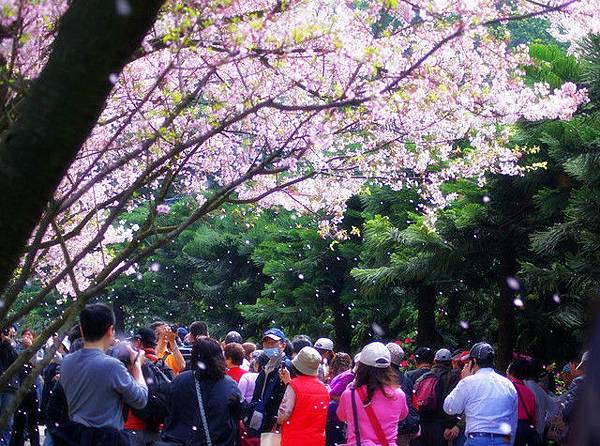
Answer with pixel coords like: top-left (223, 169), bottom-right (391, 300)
top-left (514, 384), bottom-right (541, 446)
top-left (195, 377), bottom-right (213, 446)
top-left (356, 387), bottom-right (390, 446)
top-left (351, 387), bottom-right (362, 446)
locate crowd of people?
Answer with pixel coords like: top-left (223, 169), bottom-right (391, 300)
top-left (0, 303), bottom-right (590, 446)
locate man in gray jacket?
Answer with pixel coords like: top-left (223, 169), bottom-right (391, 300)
top-left (60, 304), bottom-right (147, 437)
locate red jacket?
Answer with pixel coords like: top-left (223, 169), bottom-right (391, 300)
top-left (512, 378), bottom-right (536, 423)
top-left (281, 376), bottom-right (329, 446)
top-left (125, 349), bottom-right (158, 431)
top-left (227, 366), bottom-right (247, 383)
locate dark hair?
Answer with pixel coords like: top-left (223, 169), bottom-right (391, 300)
top-left (529, 359), bottom-right (544, 381)
top-left (475, 357), bottom-right (494, 369)
top-left (67, 324), bottom-right (82, 342)
top-left (354, 363), bottom-right (398, 405)
top-left (330, 352), bottom-right (352, 378)
top-left (283, 340), bottom-right (293, 358)
top-left (149, 321), bottom-right (166, 331)
top-left (189, 321), bottom-right (209, 337)
top-left (224, 343), bottom-right (245, 366)
top-left (292, 337), bottom-right (313, 354)
top-left (251, 353), bottom-right (270, 373)
top-left (21, 328), bottom-right (35, 337)
top-left (242, 342), bottom-right (256, 358)
top-left (80, 304), bottom-right (115, 342)
top-left (191, 338), bottom-right (226, 380)
top-left (414, 347), bottom-right (434, 365)
top-left (507, 359), bottom-right (530, 380)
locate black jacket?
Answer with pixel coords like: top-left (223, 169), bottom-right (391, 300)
top-left (394, 367), bottom-right (420, 434)
top-left (50, 420), bottom-right (130, 446)
top-left (161, 371), bottom-right (242, 446)
top-left (248, 358), bottom-right (289, 434)
top-left (40, 362), bottom-right (61, 423)
top-left (406, 366), bottom-right (431, 384)
top-left (46, 380), bottom-right (69, 428)
top-left (0, 340), bottom-right (19, 391)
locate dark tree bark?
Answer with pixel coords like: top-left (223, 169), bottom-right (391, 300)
top-left (497, 243), bottom-right (518, 372)
top-left (332, 293), bottom-right (352, 353)
top-left (112, 300), bottom-right (127, 335)
top-left (416, 284), bottom-right (436, 347)
top-left (0, 0), bottom-right (165, 295)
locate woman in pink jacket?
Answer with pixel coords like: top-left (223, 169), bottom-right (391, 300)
top-left (337, 342), bottom-right (409, 446)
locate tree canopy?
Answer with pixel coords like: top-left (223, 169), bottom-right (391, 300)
top-left (1, 0), bottom-right (600, 426)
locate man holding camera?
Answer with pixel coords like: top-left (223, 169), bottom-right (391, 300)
top-left (58, 304), bottom-right (148, 444)
top-left (443, 342), bottom-right (518, 446)
top-left (150, 321), bottom-right (185, 376)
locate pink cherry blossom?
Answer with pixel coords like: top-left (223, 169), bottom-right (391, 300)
top-left (0, 0), bottom-right (593, 297)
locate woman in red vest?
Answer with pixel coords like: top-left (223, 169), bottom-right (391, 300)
top-left (278, 346), bottom-right (331, 446)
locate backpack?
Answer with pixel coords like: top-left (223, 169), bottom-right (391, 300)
top-left (396, 371), bottom-right (420, 435)
top-left (154, 355), bottom-right (176, 381)
top-left (413, 372), bottom-right (440, 415)
top-left (132, 358), bottom-right (173, 427)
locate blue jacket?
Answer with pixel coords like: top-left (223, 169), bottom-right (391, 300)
top-left (247, 356), bottom-right (290, 435)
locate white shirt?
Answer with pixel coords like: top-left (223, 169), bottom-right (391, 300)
top-left (444, 368), bottom-right (518, 442)
top-left (238, 372), bottom-right (259, 402)
top-left (241, 358), bottom-right (250, 371)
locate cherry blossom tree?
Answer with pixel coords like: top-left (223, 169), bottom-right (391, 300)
top-left (0, 0), bottom-right (595, 424)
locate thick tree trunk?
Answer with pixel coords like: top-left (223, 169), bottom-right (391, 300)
top-left (113, 300), bottom-right (127, 335)
top-left (416, 284), bottom-right (436, 347)
top-left (0, 0), bottom-right (165, 294)
top-left (333, 293), bottom-right (352, 352)
top-left (497, 245), bottom-right (518, 372)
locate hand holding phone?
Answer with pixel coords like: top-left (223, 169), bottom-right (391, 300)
top-left (461, 360), bottom-right (473, 379)
top-left (279, 367), bottom-right (291, 385)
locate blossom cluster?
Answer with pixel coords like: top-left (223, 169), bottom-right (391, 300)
top-left (547, 0), bottom-right (600, 50)
top-left (0, 0), bottom-right (592, 296)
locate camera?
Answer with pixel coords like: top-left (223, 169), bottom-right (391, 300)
top-left (107, 342), bottom-right (134, 367)
top-left (1, 328), bottom-right (10, 337)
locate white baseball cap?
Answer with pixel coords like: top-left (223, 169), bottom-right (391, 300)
top-left (314, 337), bottom-right (334, 351)
top-left (359, 342), bottom-right (391, 368)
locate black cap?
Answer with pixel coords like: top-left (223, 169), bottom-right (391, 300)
top-left (224, 331), bottom-right (243, 344)
top-left (133, 327), bottom-right (156, 347)
top-left (414, 347), bottom-right (434, 363)
top-left (466, 342), bottom-right (495, 361)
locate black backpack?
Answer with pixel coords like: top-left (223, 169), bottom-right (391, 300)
top-left (131, 358), bottom-right (173, 427)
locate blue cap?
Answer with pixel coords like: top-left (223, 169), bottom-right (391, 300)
top-left (177, 327), bottom-right (188, 341)
top-left (263, 328), bottom-right (285, 341)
